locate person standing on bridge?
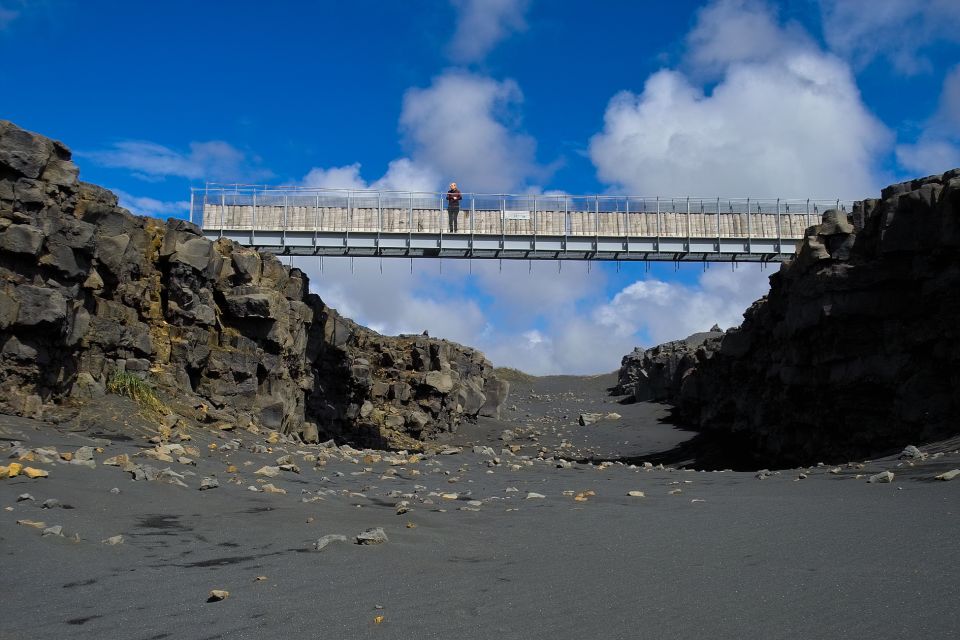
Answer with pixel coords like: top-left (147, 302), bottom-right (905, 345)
top-left (446, 182), bottom-right (462, 232)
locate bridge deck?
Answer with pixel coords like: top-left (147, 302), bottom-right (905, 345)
top-left (194, 188), bottom-right (853, 262)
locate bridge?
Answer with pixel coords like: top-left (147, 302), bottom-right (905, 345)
top-left (192, 185), bottom-right (856, 262)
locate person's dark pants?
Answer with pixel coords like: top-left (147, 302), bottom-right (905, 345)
top-left (448, 208), bottom-right (459, 232)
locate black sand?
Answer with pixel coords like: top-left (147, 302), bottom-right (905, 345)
top-left (1, 376), bottom-right (958, 640)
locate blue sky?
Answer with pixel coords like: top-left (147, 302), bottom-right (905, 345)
top-left (2, 0), bottom-right (958, 373)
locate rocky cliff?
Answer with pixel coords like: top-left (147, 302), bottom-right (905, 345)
top-left (665, 169), bottom-right (960, 466)
top-left (614, 326), bottom-right (724, 403)
top-left (0, 120), bottom-right (507, 448)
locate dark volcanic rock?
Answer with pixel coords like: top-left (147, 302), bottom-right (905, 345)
top-left (670, 169), bottom-right (960, 466)
top-left (615, 329), bottom-right (724, 403)
top-left (0, 120), bottom-right (507, 449)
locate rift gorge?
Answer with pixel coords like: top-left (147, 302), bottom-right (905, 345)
top-left (1, 120), bottom-right (958, 639)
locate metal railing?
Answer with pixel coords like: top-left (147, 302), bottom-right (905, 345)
top-left (192, 184), bottom-right (854, 241)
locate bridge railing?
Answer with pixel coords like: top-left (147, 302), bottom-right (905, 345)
top-left (191, 185), bottom-right (855, 241)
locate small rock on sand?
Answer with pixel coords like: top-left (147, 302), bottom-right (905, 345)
top-left (578, 413), bottom-right (603, 426)
top-left (101, 535), bottom-right (124, 545)
top-left (935, 469), bottom-right (959, 481)
top-left (526, 492), bottom-right (546, 499)
top-left (42, 525), bottom-right (63, 537)
top-left (315, 534), bottom-right (348, 551)
top-left (207, 590), bottom-right (230, 602)
top-left (255, 466), bottom-right (281, 478)
top-left (356, 528), bottom-right (389, 545)
top-left (199, 476), bottom-right (219, 491)
top-left (868, 470), bottom-right (895, 483)
top-left (627, 491), bottom-right (645, 497)
top-left (16, 493), bottom-right (34, 502)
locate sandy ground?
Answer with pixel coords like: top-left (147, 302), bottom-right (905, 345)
top-left (1, 375), bottom-right (958, 640)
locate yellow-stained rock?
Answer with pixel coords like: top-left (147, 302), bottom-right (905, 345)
top-left (23, 467), bottom-right (48, 479)
top-left (59, 452), bottom-right (74, 462)
top-left (18, 451), bottom-right (36, 462)
top-left (7, 462), bottom-right (23, 478)
top-left (17, 519), bottom-right (46, 529)
top-left (266, 431), bottom-right (280, 444)
top-left (226, 465), bottom-right (238, 473)
top-left (103, 454), bottom-right (131, 467)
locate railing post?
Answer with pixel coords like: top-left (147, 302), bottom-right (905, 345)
top-left (806, 198), bottom-right (810, 229)
top-left (625, 197), bottom-right (630, 253)
top-left (595, 194), bottom-right (600, 240)
top-left (716, 197), bottom-right (721, 248)
top-left (282, 194), bottom-right (288, 250)
top-left (315, 194), bottom-right (320, 249)
top-left (776, 197), bottom-right (782, 254)
top-left (251, 191), bottom-right (256, 246)
top-left (745, 197), bottom-right (751, 255)
top-left (533, 195), bottom-right (537, 252)
top-left (686, 196), bottom-right (691, 252)
top-left (376, 192), bottom-right (382, 254)
top-left (656, 196), bottom-right (660, 254)
top-left (345, 191), bottom-right (351, 251)
top-left (219, 192), bottom-right (224, 238)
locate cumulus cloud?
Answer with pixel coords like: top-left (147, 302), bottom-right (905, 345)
top-left (81, 140), bottom-right (273, 183)
top-left (896, 65), bottom-right (960, 176)
top-left (112, 189), bottom-right (190, 219)
top-left (303, 71), bottom-right (545, 194)
top-left (819, 0), bottom-right (960, 74)
top-left (596, 265), bottom-right (771, 346)
top-left (400, 71), bottom-right (542, 192)
top-left (302, 158), bottom-right (440, 192)
top-left (448, 0), bottom-right (530, 63)
top-left (589, 0), bottom-right (889, 200)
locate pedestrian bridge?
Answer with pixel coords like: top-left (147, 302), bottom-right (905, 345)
top-left (192, 185), bottom-right (856, 262)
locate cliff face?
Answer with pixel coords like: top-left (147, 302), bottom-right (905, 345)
top-left (0, 120), bottom-right (507, 448)
top-left (674, 169), bottom-right (960, 465)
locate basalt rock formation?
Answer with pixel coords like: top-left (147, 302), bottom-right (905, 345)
top-left (664, 169), bottom-right (960, 466)
top-left (614, 326), bottom-right (724, 403)
top-left (0, 120), bottom-right (507, 448)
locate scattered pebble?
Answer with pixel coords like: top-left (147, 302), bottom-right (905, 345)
top-left (101, 535), bottom-right (124, 545)
top-left (356, 527), bottom-right (389, 545)
top-left (868, 470), bottom-right (895, 484)
top-left (935, 469), bottom-right (959, 481)
top-left (16, 493), bottom-right (34, 502)
top-left (199, 476), bottom-right (220, 491)
top-left (627, 490), bottom-right (645, 498)
top-left (525, 492), bottom-right (545, 499)
top-left (315, 534), bottom-right (348, 551)
top-left (207, 590), bottom-right (230, 602)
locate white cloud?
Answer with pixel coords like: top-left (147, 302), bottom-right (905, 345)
top-left (597, 265), bottom-right (771, 346)
top-left (302, 158), bottom-right (439, 192)
top-left (589, 0), bottom-right (889, 200)
top-left (400, 71), bottom-right (543, 192)
top-left (448, 0), bottom-right (530, 63)
top-left (112, 189), bottom-right (191, 219)
top-left (303, 71), bottom-right (545, 194)
top-left (896, 65), bottom-right (960, 176)
top-left (81, 140), bottom-right (273, 183)
top-left (686, 0), bottom-right (811, 76)
top-left (819, 0), bottom-right (960, 74)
